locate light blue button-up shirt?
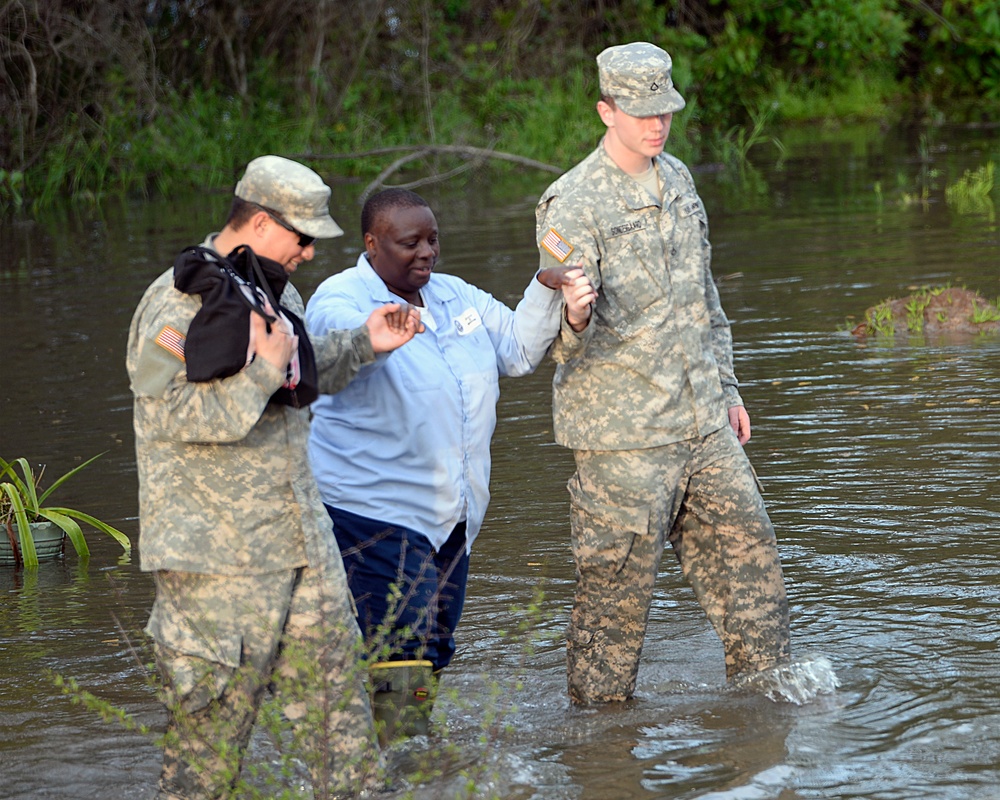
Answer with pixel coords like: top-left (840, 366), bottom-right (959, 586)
top-left (306, 253), bottom-right (564, 552)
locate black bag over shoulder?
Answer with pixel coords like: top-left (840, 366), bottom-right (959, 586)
top-left (173, 244), bottom-right (319, 408)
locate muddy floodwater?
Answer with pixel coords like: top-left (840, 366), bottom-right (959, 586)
top-left (1, 123), bottom-right (998, 799)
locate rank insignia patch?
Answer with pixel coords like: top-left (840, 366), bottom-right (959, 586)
top-left (541, 228), bottom-right (574, 263)
top-left (155, 325), bottom-right (186, 361)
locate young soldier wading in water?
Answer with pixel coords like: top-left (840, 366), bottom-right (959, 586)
top-left (535, 42), bottom-right (796, 704)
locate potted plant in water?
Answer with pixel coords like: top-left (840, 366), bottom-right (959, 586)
top-left (1, 453), bottom-right (131, 568)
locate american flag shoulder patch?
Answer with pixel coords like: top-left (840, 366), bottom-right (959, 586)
top-left (155, 325), bottom-right (186, 362)
top-left (540, 228), bottom-right (574, 263)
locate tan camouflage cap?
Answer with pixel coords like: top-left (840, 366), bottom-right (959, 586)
top-left (235, 155), bottom-right (344, 239)
top-left (597, 42), bottom-right (686, 117)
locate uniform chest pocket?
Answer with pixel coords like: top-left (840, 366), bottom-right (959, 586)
top-left (447, 325), bottom-right (499, 386)
top-left (596, 236), bottom-right (671, 338)
top-left (667, 195), bottom-right (710, 294)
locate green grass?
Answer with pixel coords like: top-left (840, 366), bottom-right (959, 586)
top-left (768, 70), bottom-right (902, 124)
top-left (971, 297), bottom-right (1000, 324)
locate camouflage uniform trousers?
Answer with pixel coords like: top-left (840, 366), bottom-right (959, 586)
top-left (148, 566), bottom-right (381, 799)
top-left (566, 425), bottom-right (791, 704)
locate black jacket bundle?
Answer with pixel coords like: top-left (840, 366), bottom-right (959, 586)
top-left (173, 244), bottom-right (319, 408)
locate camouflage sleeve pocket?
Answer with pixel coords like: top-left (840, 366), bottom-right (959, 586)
top-left (132, 324), bottom-right (187, 398)
top-left (567, 474), bottom-right (650, 576)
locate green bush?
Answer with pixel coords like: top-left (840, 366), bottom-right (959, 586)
top-left (4, 0), bottom-right (1000, 208)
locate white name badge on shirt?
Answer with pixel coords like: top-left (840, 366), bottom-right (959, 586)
top-left (453, 307), bottom-right (482, 336)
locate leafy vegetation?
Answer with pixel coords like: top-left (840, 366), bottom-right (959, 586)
top-left (945, 161), bottom-right (996, 221)
top-left (2, 0), bottom-right (999, 209)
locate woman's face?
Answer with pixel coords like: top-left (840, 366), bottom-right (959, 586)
top-left (365, 205), bottom-right (440, 304)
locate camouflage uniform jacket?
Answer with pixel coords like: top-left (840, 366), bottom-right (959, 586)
top-left (536, 142), bottom-right (744, 451)
top-left (127, 236), bottom-right (376, 575)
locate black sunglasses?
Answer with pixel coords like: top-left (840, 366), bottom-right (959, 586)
top-left (251, 203), bottom-right (316, 248)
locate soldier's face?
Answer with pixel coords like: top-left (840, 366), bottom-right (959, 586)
top-left (254, 211), bottom-right (316, 274)
top-left (364, 205), bottom-right (440, 304)
top-left (599, 100), bottom-right (673, 172)
top-left (610, 107), bottom-right (672, 158)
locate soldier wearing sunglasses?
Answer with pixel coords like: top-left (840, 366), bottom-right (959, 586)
top-left (127, 155), bottom-right (423, 799)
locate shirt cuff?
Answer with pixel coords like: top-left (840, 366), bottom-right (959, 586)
top-left (723, 384), bottom-right (744, 408)
top-left (350, 324), bottom-right (375, 364)
top-left (246, 355), bottom-right (287, 393)
top-left (525, 270), bottom-right (564, 307)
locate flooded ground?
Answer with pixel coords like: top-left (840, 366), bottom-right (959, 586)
top-left (1, 123), bottom-right (998, 799)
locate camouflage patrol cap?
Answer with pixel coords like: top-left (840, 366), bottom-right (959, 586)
top-left (235, 155), bottom-right (344, 239)
top-left (597, 42), bottom-right (686, 117)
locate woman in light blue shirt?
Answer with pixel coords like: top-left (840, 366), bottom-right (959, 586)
top-left (306, 189), bottom-right (594, 739)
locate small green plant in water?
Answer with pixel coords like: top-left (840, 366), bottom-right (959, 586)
top-left (946, 162), bottom-right (995, 200)
top-left (901, 285), bottom-right (948, 333)
top-left (904, 297), bottom-right (924, 332)
top-left (863, 300), bottom-right (897, 337)
top-left (721, 104), bottom-right (786, 173)
top-left (0, 169), bottom-right (24, 211)
top-left (971, 298), bottom-right (1000, 324)
top-left (1, 453), bottom-right (131, 568)
top-left (945, 161), bottom-right (996, 220)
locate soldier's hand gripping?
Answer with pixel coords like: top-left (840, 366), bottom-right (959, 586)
top-left (251, 303), bottom-right (297, 373)
top-left (537, 266), bottom-right (597, 332)
top-left (365, 302), bottom-right (425, 354)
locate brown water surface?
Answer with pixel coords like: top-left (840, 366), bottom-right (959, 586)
top-left (1, 123), bottom-right (998, 799)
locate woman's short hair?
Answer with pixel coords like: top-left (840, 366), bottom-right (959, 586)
top-left (361, 189), bottom-right (430, 238)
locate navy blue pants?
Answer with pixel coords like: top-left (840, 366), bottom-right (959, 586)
top-left (326, 505), bottom-right (470, 672)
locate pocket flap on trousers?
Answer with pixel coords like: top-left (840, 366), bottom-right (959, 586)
top-left (146, 602), bottom-right (243, 669)
top-left (568, 474), bottom-right (650, 574)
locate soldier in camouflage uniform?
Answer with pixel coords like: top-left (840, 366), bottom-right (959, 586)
top-left (535, 43), bottom-right (792, 704)
top-left (127, 155), bottom-right (422, 798)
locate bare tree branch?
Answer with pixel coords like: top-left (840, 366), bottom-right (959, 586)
top-left (420, 0), bottom-right (435, 144)
top-left (329, 0), bottom-right (386, 119)
top-left (361, 160), bottom-right (477, 202)
top-left (294, 143), bottom-right (565, 202)
top-left (301, 143), bottom-right (563, 173)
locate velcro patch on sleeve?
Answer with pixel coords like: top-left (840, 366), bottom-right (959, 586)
top-left (155, 325), bottom-right (186, 362)
top-left (540, 228), bottom-right (574, 263)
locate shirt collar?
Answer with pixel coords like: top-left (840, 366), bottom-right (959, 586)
top-left (596, 141), bottom-right (663, 211)
top-left (354, 251), bottom-right (460, 305)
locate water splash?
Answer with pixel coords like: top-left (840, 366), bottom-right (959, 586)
top-left (734, 655), bottom-right (840, 705)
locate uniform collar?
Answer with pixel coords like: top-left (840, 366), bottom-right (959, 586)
top-left (596, 140), bottom-right (664, 211)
